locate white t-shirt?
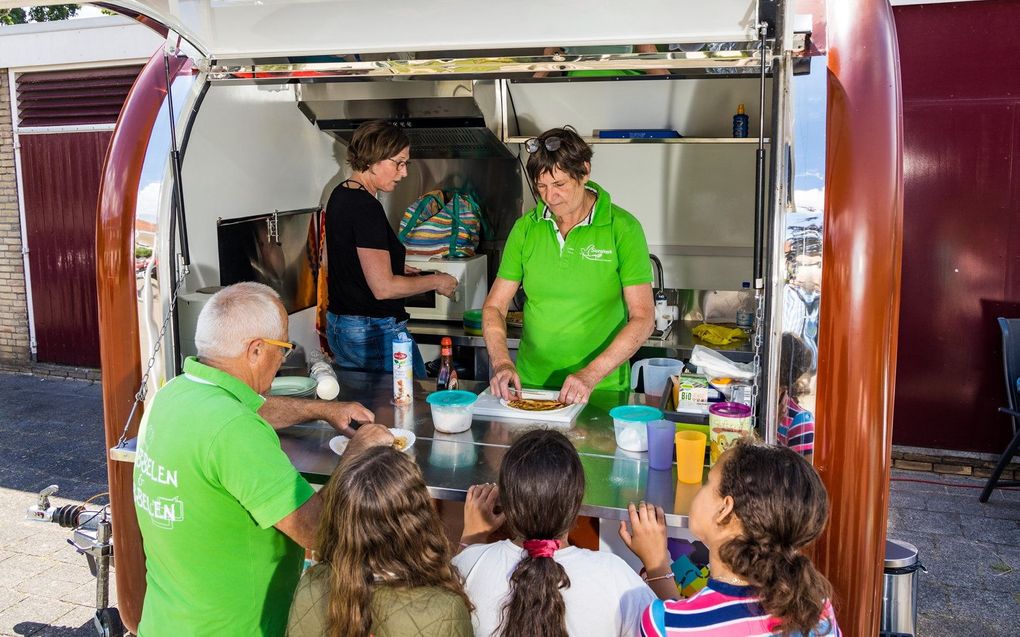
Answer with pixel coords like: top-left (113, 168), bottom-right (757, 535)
top-left (452, 540), bottom-right (655, 637)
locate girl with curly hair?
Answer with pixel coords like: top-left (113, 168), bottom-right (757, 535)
top-left (641, 440), bottom-right (840, 636)
top-left (286, 446), bottom-right (472, 637)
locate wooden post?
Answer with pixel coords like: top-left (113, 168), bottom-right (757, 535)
top-left (812, 1), bottom-right (903, 635)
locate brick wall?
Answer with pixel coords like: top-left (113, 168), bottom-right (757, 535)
top-left (0, 69), bottom-right (32, 372)
top-left (893, 445), bottom-right (1020, 481)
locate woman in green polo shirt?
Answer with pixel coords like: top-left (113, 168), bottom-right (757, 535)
top-left (482, 127), bottom-right (655, 405)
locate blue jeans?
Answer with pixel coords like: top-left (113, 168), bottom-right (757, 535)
top-left (326, 313), bottom-right (427, 378)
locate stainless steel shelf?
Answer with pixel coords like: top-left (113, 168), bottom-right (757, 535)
top-left (504, 135), bottom-right (769, 145)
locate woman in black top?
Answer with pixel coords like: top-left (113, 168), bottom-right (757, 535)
top-left (325, 120), bottom-right (457, 376)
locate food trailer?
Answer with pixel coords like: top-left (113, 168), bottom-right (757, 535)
top-left (4, 0), bottom-right (902, 634)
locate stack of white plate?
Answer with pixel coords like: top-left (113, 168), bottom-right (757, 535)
top-left (269, 376), bottom-right (317, 398)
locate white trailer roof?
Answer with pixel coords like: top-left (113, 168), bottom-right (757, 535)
top-left (0, 1), bottom-right (760, 60)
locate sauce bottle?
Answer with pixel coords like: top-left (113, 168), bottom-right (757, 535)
top-left (437, 336), bottom-right (458, 391)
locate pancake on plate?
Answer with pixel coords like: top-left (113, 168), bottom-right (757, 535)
top-left (506, 398), bottom-right (569, 411)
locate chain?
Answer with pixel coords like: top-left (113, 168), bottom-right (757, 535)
top-left (114, 268), bottom-right (184, 448)
top-left (749, 287), bottom-right (765, 425)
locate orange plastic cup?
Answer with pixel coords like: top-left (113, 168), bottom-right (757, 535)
top-left (675, 430), bottom-right (707, 484)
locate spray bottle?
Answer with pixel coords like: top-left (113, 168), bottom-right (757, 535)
top-left (392, 333), bottom-right (414, 405)
top-left (733, 104), bottom-right (749, 138)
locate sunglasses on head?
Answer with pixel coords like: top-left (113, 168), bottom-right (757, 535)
top-left (524, 136), bottom-right (562, 153)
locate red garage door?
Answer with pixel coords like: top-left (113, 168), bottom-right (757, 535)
top-left (16, 66), bottom-right (140, 367)
top-left (20, 132), bottom-right (113, 367)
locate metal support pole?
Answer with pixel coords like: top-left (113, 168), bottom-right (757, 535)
top-left (752, 21), bottom-right (769, 289)
top-left (95, 516), bottom-right (112, 610)
top-left (164, 50), bottom-right (190, 269)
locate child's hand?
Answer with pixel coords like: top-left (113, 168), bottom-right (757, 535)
top-left (618, 501), bottom-right (670, 571)
top-left (461, 483), bottom-right (505, 545)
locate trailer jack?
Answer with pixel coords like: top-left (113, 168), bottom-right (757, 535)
top-left (26, 485), bottom-right (124, 637)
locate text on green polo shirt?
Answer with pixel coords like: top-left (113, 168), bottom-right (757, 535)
top-left (133, 357), bottom-right (314, 637)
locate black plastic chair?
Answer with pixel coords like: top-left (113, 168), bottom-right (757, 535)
top-left (979, 317), bottom-right (1020, 502)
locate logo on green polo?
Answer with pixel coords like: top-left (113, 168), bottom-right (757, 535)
top-left (581, 244), bottom-right (613, 262)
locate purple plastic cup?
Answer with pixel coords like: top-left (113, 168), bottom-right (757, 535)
top-left (647, 419), bottom-right (676, 471)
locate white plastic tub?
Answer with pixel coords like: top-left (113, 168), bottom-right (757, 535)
top-left (426, 390), bottom-right (478, 434)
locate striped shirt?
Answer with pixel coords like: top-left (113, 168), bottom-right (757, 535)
top-left (777, 395), bottom-right (815, 457)
top-left (640, 580), bottom-right (841, 637)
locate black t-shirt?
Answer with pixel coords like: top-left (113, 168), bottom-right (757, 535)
top-left (326, 182), bottom-right (409, 321)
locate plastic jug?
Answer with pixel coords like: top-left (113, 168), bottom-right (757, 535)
top-left (631, 358), bottom-right (685, 396)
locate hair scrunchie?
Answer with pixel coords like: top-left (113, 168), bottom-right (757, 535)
top-left (523, 539), bottom-right (561, 559)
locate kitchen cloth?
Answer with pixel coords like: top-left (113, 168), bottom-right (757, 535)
top-left (692, 323), bottom-right (748, 345)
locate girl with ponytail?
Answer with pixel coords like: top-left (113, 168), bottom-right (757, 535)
top-left (640, 439), bottom-right (841, 636)
top-left (454, 430), bottom-right (670, 636)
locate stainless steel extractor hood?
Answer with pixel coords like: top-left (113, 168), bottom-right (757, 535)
top-left (296, 80), bottom-right (511, 159)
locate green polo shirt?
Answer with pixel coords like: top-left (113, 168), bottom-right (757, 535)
top-left (133, 357), bottom-right (314, 637)
top-left (497, 180), bottom-right (652, 391)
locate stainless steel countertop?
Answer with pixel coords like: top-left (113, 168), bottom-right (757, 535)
top-left (277, 371), bottom-right (706, 533)
top-left (408, 319), bottom-right (754, 362)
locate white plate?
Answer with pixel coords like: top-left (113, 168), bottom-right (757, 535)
top-left (499, 397), bottom-right (573, 415)
top-left (328, 428), bottom-right (416, 456)
top-left (269, 376), bottom-right (317, 397)
top-left (389, 428), bottom-right (416, 453)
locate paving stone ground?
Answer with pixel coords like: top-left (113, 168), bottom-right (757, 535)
top-left (0, 372), bottom-right (1017, 636)
top-left (886, 470), bottom-right (1020, 636)
top-left (0, 374), bottom-right (111, 637)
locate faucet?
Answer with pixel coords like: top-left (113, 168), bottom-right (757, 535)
top-left (649, 254), bottom-right (664, 292)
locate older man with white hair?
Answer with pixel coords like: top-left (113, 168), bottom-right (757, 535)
top-left (133, 282), bottom-right (390, 637)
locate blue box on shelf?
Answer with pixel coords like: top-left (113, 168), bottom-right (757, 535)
top-left (595, 129), bottom-right (682, 139)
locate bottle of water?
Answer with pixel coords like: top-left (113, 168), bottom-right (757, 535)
top-left (735, 282), bottom-right (755, 332)
top-left (392, 333), bottom-right (414, 405)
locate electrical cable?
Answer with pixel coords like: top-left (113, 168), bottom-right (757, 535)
top-left (82, 492), bottom-right (110, 507)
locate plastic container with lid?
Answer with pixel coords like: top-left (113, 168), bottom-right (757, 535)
top-left (708, 401), bottom-right (754, 464)
top-left (609, 405), bottom-right (663, 452)
top-left (426, 389), bottom-right (478, 433)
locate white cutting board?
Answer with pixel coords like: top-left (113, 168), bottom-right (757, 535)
top-left (473, 388), bottom-right (585, 423)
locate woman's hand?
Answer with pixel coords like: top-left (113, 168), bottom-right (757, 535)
top-left (433, 273), bottom-right (459, 298)
top-left (558, 368), bottom-right (599, 405)
top-left (618, 501), bottom-right (670, 572)
top-left (490, 361), bottom-right (522, 401)
top-left (461, 483), bottom-right (505, 545)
